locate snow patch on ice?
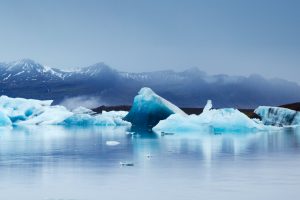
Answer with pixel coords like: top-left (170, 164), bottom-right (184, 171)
top-left (203, 99), bottom-right (212, 112)
top-left (72, 106), bottom-right (96, 115)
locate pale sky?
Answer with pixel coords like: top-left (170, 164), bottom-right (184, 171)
top-left (0, 0), bottom-right (299, 82)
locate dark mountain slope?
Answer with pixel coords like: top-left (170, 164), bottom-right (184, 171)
top-left (0, 59), bottom-right (299, 108)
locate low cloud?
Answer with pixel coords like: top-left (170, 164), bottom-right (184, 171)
top-left (59, 96), bottom-right (105, 110)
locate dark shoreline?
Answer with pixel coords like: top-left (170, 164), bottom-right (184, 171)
top-left (93, 102), bottom-right (300, 118)
top-left (92, 105), bottom-right (259, 118)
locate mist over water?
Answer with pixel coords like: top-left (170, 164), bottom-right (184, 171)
top-left (0, 126), bottom-right (299, 200)
top-left (59, 95), bottom-right (106, 110)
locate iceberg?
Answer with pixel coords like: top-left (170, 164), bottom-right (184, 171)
top-left (17, 105), bottom-right (73, 125)
top-left (0, 95), bottom-right (131, 128)
top-left (254, 106), bottom-right (300, 126)
top-left (124, 87), bottom-right (187, 128)
top-left (0, 95), bottom-right (53, 123)
top-left (153, 100), bottom-right (269, 133)
top-left (62, 111), bottom-right (131, 127)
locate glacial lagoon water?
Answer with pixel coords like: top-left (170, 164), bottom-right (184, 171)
top-left (0, 126), bottom-right (300, 200)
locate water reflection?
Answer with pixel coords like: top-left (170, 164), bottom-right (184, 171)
top-left (0, 126), bottom-right (300, 200)
top-left (0, 126), bottom-right (299, 168)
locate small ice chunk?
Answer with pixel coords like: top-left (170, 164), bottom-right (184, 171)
top-left (146, 154), bottom-right (152, 158)
top-left (120, 162), bottom-right (134, 166)
top-left (106, 141), bottom-right (120, 146)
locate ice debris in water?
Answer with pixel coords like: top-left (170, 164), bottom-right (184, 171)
top-left (120, 162), bottom-right (134, 166)
top-left (153, 100), bottom-right (274, 133)
top-left (124, 87), bottom-right (186, 128)
top-left (0, 95), bottom-right (131, 128)
top-left (255, 106), bottom-right (300, 126)
top-left (106, 141), bottom-right (120, 146)
top-left (146, 153), bottom-right (152, 158)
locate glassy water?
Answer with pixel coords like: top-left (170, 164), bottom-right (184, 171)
top-left (0, 126), bottom-right (300, 200)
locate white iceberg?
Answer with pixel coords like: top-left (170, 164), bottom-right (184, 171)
top-left (17, 105), bottom-right (73, 125)
top-left (255, 106), bottom-right (300, 126)
top-left (101, 110), bottom-right (128, 119)
top-left (62, 111), bottom-right (131, 127)
top-left (124, 87), bottom-right (186, 128)
top-left (0, 95), bottom-right (53, 123)
top-left (153, 100), bottom-right (269, 133)
top-left (0, 95), bottom-right (131, 128)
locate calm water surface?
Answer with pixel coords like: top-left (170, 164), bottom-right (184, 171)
top-left (0, 126), bottom-right (300, 200)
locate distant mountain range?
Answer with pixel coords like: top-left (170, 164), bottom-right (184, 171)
top-left (0, 59), bottom-right (300, 108)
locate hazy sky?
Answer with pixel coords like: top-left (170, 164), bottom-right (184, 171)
top-left (0, 0), bottom-right (299, 82)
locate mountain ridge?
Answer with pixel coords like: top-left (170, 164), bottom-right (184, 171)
top-left (0, 59), bottom-right (299, 108)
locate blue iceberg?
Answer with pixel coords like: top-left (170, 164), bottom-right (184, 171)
top-left (255, 106), bottom-right (300, 126)
top-left (124, 87), bottom-right (187, 129)
top-left (153, 100), bottom-right (271, 133)
top-left (0, 95), bottom-right (131, 128)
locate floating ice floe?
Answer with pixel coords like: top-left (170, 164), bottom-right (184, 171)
top-left (119, 161), bottom-right (134, 166)
top-left (255, 106), bottom-right (300, 126)
top-left (0, 95), bottom-right (131, 128)
top-left (105, 140), bottom-right (120, 146)
top-left (124, 87), bottom-right (187, 128)
top-left (153, 100), bottom-right (274, 133)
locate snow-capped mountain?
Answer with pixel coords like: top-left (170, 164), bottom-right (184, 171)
top-left (0, 59), bottom-right (67, 82)
top-left (0, 59), bottom-right (118, 82)
top-left (79, 62), bottom-right (115, 77)
top-left (0, 59), bottom-right (300, 108)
